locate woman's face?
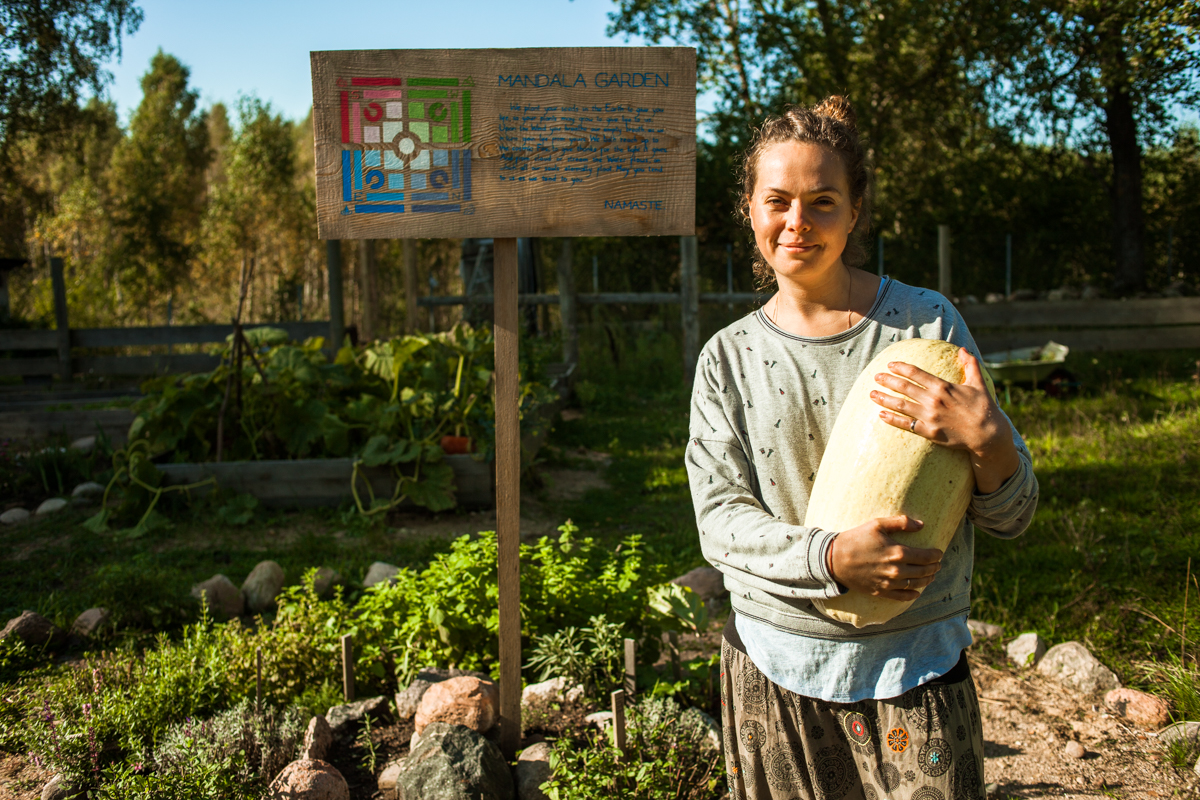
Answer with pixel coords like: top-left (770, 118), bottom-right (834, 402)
top-left (748, 140), bottom-right (860, 284)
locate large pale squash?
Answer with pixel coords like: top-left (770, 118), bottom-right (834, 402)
top-left (805, 338), bottom-right (996, 628)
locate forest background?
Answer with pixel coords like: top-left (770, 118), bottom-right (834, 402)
top-left (0, 0), bottom-right (1197, 342)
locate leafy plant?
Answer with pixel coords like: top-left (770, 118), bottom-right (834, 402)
top-left (648, 583), bottom-right (709, 635)
top-left (525, 615), bottom-right (625, 699)
top-left (357, 712), bottom-right (379, 774)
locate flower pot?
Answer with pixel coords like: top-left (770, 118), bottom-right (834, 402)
top-left (440, 435), bottom-right (472, 455)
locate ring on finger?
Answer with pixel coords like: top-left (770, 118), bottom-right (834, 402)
top-left (909, 418), bottom-right (917, 433)
top-left (904, 578), bottom-right (912, 590)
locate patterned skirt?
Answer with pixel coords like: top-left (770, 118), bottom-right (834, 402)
top-left (720, 638), bottom-right (985, 800)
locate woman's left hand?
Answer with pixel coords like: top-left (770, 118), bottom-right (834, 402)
top-left (869, 347), bottom-right (1019, 494)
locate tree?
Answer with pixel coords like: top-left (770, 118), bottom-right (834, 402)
top-left (106, 51), bottom-right (210, 319)
top-left (999, 0), bottom-right (1200, 292)
top-left (0, 0), bottom-right (141, 256)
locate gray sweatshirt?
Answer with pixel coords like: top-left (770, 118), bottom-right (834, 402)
top-left (686, 278), bottom-right (1038, 639)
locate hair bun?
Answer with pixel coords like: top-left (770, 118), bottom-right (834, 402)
top-left (814, 95), bottom-right (857, 131)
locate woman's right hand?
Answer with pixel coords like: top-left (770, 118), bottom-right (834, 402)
top-left (826, 515), bottom-right (943, 601)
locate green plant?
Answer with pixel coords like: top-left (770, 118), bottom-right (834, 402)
top-left (542, 695), bottom-right (724, 800)
top-left (648, 583), bottom-right (708, 635)
top-left (357, 712), bottom-right (379, 773)
top-left (525, 615), bottom-right (625, 699)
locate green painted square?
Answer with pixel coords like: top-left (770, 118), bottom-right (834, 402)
top-left (432, 125), bottom-right (449, 143)
top-left (409, 121), bottom-right (430, 142)
top-left (408, 102), bottom-right (425, 119)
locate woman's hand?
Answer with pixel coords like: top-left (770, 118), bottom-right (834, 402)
top-left (826, 515), bottom-right (942, 601)
top-left (869, 347), bottom-right (1020, 494)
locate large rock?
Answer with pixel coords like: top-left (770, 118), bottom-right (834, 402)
top-left (35, 498), bottom-right (68, 516)
top-left (268, 758), bottom-right (349, 800)
top-left (516, 741), bottom-right (553, 800)
top-left (242, 560), bottom-right (286, 613)
top-left (522, 677), bottom-right (581, 709)
top-left (71, 482), bottom-right (105, 500)
top-left (585, 711), bottom-right (613, 730)
top-left (190, 574), bottom-right (245, 619)
top-left (417, 666), bottom-right (490, 682)
top-left (1037, 641), bottom-right (1120, 694)
top-left (1006, 632), bottom-right (1046, 668)
top-left (394, 722), bottom-right (514, 800)
top-left (1104, 688), bottom-right (1171, 729)
top-left (70, 607), bottom-right (110, 638)
top-left (415, 676), bottom-right (499, 735)
top-left (302, 715), bottom-right (333, 761)
top-left (363, 562), bottom-right (399, 588)
top-left (0, 507), bottom-right (30, 525)
top-left (1162, 721), bottom-right (1200, 745)
top-left (312, 567), bottom-right (341, 598)
top-left (1, 610), bottom-right (66, 649)
top-left (671, 566), bottom-right (726, 600)
top-left (40, 774), bottom-right (81, 800)
top-left (326, 695), bottom-right (390, 737)
top-left (396, 679), bottom-right (435, 720)
top-left (967, 619), bottom-right (1003, 644)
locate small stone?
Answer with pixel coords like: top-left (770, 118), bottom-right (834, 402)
top-left (1, 508), bottom-right (30, 525)
top-left (40, 774), bottom-right (77, 800)
top-left (326, 696), bottom-right (390, 737)
top-left (585, 711), bottom-right (614, 730)
top-left (1006, 632), bottom-right (1046, 667)
top-left (242, 560), bottom-right (285, 613)
top-left (268, 758), bottom-right (349, 800)
top-left (1193, 751), bottom-right (1200, 778)
top-left (1037, 642), bottom-right (1120, 694)
top-left (967, 619), bottom-right (1003, 643)
top-left (415, 675), bottom-right (499, 735)
top-left (1064, 740), bottom-right (1085, 759)
top-left (302, 715), bottom-right (333, 760)
top-left (984, 783), bottom-right (1000, 797)
top-left (68, 436), bottom-right (96, 454)
top-left (522, 677), bottom-right (567, 708)
top-left (396, 679), bottom-right (434, 720)
top-left (71, 481), bottom-right (105, 499)
top-left (378, 759), bottom-right (402, 794)
top-left (516, 741), bottom-right (553, 800)
top-left (35, 498), bottom-right (68, 516)
top-left (363, 561), bottom-right (400, 588)
top-left (1104, 688), bottom-right (1171, 729)
top-left (671, 566), bottom-right (726, 600)
top-left (190, 574), bottom-right (245, 619)
top-left (70, 607), bottom-right (110, 638)
top-left (1, 610), bottom-right (66, 649)
top-left (312, 567), bottom-right (341, 597)
top-left (1158, 721), bottom-right (1200, 745)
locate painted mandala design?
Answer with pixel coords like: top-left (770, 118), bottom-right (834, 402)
top-left (904, 769), bottom-right (917, 782)
top-left (887, 727), bottom-right (910, 753)
top-left (735, 660), bottom-right (769, 714)
top-left (811, 724), bottom-right (825, 740)
top-left (764, 743), bottom-right (803, 789)
top-left (902, 689), bottom-right (950, 731)
top-left (875, 762), bottom-right (902, 792)
top-left (956, 724), bottom-right (967, 742)
top-left (919, 738), bottom-right (953, 777)
top-left (912, 788), bottom-right (947, 800)
top-left (956, 688), bottom-right (966, 708)
top-left (841, 711), bottom-right (873, 750)
top-left (953, 750), bottom-right (984, 800)
top-left (807, 745), bottom-right (854, 799)
top-left (864, 785), bottom-right (879, 800)
top-left (739, 719), bottom-right (767, 753)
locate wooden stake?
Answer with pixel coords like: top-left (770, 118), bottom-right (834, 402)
top-left (668, 631), bottom-right (681, 681)
top-left (256, 647), bottom-right (262, 715)
top-left (938, 225), bottom-right (952, 299)
top-left (680, 236), bottom-right (699, 384)
top-left (556, 239), bottom-right (577, 366)
top-left (1184, 557), bottom-right (1191, 665)
top-left (341, 634), bottom-right (354, 703)
top-left (624, 638), bottom-right (636, 698)
top-left (611, 689), bottom-right (627, 757)
top-left (403, 240), bottom-right (419, 334)
top-left (494, 237), bottom-right (522, 759)
top-left (326, 240), bottom-right (345, 348)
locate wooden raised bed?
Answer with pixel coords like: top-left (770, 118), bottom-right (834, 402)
top-left (157, 454), bottom-right (494, 509)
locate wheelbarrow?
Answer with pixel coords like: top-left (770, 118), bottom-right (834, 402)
top-left (982, 341), bottom-right (1070, 401)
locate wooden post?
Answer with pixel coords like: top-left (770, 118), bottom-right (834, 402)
top-left (557, 239), bottom-right (577, 366)
top-left (49, 255), bottom-right (70, 380)
top-left (611, 689), bottom-right (627, 757)
top-left (403, 240), bottom-right (419, 334)
top-left (668, 631), bottom-right (681, 681)
top-left (256, 647), bottom-right (262, 715)
top-left (494, 237), bottom-right (522, 759)
top-left (341, 634), bottom-right (354, 703)
top-left (326, 240), bottom-right (345, 349)
top-left (623, 638), bottom-right (636, 698)
top-left (680, 236), bottom-right (699, 385)
top-left (359, 239), bottom-right (378, 342)
top-left (938, 225), bottom-right (951, 299)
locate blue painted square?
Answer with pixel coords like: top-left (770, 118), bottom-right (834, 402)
top-left (388, 173), bottom-right (405, 189)
top-left (432, 150), bottom-right (449, 167)
top-left (410, 173), bottom-right (427, 190)
top-left (364, 150), bottom-right (382, 168)
top-left (384, 151), bottom-right (403, 170)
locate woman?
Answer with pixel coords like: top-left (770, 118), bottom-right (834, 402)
top-left (687, 96), bottom-right (1038, 800)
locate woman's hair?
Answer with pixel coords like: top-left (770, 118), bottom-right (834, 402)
top-left (737, 96), bottom-right (874, 289)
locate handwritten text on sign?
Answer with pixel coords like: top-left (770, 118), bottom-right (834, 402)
top-left (310, 48), bottom-right (695, 239)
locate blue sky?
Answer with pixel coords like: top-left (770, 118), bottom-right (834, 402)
top-left (105, 0), bottom-right (655, 123)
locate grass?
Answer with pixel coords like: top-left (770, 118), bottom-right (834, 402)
top-left (2, 330), bottom-right (1199, 695)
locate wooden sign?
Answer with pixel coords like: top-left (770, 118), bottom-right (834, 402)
top-left (310, 47), bottom-right (696, 239)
